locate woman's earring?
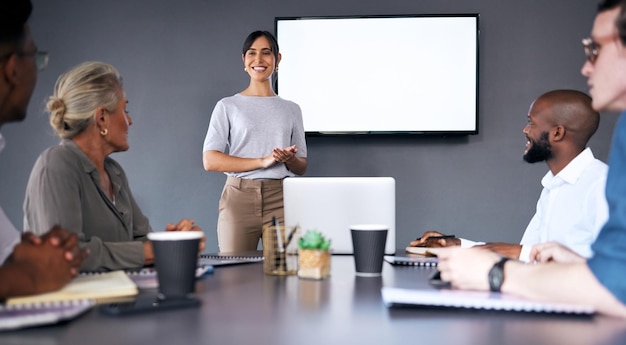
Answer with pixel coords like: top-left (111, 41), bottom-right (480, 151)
top-left (244, 67), bottom-right (247, 72)
top-left (100, 128), bottom-right (108, 136)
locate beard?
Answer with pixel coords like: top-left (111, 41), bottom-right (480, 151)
top-left (523, 131), bottom-right (552, 163)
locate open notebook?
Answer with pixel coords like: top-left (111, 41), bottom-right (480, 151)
top-left (1, 271), bottom-right (137, 331)
top-left (6, 271), bottom-right (138, 306)
top-left (382, 287), bottom-right (595, 315)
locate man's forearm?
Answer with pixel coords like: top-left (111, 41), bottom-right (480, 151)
top-left (503, 261), bottom-right (626, 317)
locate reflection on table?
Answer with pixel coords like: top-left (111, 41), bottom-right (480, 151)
top-left (1, 254), bottom-right (626, 345)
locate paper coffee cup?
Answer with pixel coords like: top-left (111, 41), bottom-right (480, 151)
top-left (147, 231), bottom-right (203, 299)
top-left (350, 224), bottom-right (388, 277)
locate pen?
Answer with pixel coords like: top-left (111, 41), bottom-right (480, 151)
top-left (284, 225), bottom-right (299, 249)
top-left (416, 235), bottom-right (456, 241)
top-left (272, 217), bottom-right (285, 272)
top-left (273, 217), bottom-right (284, 252)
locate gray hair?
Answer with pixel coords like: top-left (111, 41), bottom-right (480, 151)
top-left (47, 61), bottom-right (123, 139)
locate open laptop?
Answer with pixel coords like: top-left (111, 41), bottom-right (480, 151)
top-left (283, 177), bottom-right (396, 254)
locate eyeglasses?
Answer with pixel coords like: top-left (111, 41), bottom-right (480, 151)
top-left (18, 50), bottom-right (49, 70)
top-left (582, 37), bottom-right (599, 64)
top-left (0, 50), bottom-right (49, 70)
top-left (582, 35), bottom-right (620, 65)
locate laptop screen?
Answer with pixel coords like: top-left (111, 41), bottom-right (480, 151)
top-left (283, 177), bottom-right (396, 254)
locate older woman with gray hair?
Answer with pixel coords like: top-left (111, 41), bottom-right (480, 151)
top-left (24, 61), bottom-right (203, 272)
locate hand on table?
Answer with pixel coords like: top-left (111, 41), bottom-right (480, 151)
top-left (409, 231), bottom-right (461, 247)
top-left (11, 225), bottom-right (87, 294)
top-left (164, 219), bottom-right (205, 252)
top-left (166, 218), bottom-right (200, 231)
top-left (529, 242), bottom-right (585, 264)
top-left (436, 247), bottom-right (501, 291)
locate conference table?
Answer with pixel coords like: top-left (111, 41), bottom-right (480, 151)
top-left (2, 253), bottom-right (626, 345)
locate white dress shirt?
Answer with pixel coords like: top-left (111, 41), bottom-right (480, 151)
top-left (519, 148), bottom-right (608, 261)
top-left (0, 133), bottom-right (21, 264)
top-left (455, 148), bottom-right (608, 262)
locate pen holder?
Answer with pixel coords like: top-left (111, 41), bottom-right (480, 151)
top-left (262, 225), bottom-right (300, 276)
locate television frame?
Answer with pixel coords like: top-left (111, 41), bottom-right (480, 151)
top-left (274, 14), bottom-right (480, 136)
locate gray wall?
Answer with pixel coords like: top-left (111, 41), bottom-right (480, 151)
top-left (0, 0), bottom-right (616, 253)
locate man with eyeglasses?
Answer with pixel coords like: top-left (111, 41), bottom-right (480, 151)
top-left (0, 0), bottom-right (86, 299)
top-left (435, 0), bottom-right (626, 317)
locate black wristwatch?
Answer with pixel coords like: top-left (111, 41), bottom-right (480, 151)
top-left (488, 257), bottom-right (510, 292)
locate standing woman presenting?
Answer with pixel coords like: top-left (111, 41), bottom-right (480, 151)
top-left (203, 30), bottom-right (307, 252)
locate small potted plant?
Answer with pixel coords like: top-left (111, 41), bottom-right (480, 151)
top-left (298, 230), bottom-right (331, 280)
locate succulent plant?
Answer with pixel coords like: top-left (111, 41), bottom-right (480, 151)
top-left (298, 230), bottom-right (331, 250)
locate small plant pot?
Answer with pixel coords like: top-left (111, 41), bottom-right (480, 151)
top-left (298, 249), bottom-right (330, 280)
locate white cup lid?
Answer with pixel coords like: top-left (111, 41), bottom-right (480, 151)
top-left (350, 224), bottom-right (388, 231)
top-left (147, 231), bottom-right (203, 241)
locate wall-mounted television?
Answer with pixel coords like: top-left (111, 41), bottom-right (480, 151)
top-left (275, 14), bottom-right (479, 135)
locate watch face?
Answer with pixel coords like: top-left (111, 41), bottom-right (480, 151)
top-left (488, 264), bottom-right (504, 292)
top-left (489, 259), bottom-right (506, 291)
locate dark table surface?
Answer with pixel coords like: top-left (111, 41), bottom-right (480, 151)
top-left (2, 254), bottom-right (626, 345)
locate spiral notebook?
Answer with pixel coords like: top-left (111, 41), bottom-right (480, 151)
top-left (115, 266), bottom-right (213, 289)
top-left (1, 271), bottom-right (136, 331)
top-left (382, 287), bottom-right (595, 315)
top-left (0, 299), bottom-right (94, 331)
top-left (197, 253), bottom-right (264, 267)
top-left (384, 255), bottom-right (438, 267)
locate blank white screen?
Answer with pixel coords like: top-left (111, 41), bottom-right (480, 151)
top-left (276, 16), bottom-right (478, 134)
